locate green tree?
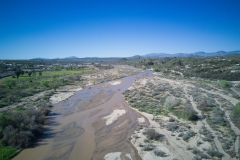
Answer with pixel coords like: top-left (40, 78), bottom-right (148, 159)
top-left (14, 68), bottom-right (23, 78)
top-left (32, 70), bottom-right (36, 77)
top-left (51, 82), bottom-right (59, 91)
top-left (38, 72), bottom-right (42, 76)
top-left (28, 71), bottom-right (32, 77)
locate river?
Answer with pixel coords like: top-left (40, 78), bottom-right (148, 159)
top-left (14, 70), bottom-right (152, 160)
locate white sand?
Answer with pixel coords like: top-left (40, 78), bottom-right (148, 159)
top-left (128, 78), bottom-right (149, 90)
top-left (50, 88), bottom-right (82, 104)
top-left (103, 109), bottom-right (126, 125)
top-left (104, 152), bottom-right (122, 160)
top-left (126, 153), bottom-right (132, 160)
top-left (109, 80), bottom-right (122, 86)
top-left (138, 117), bottom-right (145, 123)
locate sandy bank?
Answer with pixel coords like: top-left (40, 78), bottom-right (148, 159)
top-left (50, 87), bottom-right (83, 104)
top-left (103, 109), bottom-right (126, 125)
top-left (109, 80), bottom-right (122, 86)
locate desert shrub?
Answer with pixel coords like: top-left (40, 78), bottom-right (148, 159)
top-left (178, 132), bottom-right (184, 137)
top-left (144, 138), bottom-right (150, 143)
top-left (190, 147), bottom-right (210, 159)
top-left (199, 126), bottom-right (214, 142)
top-left (181, 106), bottom-right (198, 121)
top-left (206, 149), bottom-right (223, 158)
top-left (222, 142), bottom-right (231, 150)
top-left (133, 135), bottom-right (139, 139)
top-left (219, 80), bottom-right (230, 88)
top-left (191, 147), bottom-right (201, 154)
top-left (138, 143), bottom-right (144, 147)
top-left (142, 144), bottom-right (154, 151)
top-left (146, 129), bottom-right (165, 141)
top-left (167, 123), bottom-right (178, 132)
top-left (198, 99), bottom-right (215, 111)
top-left (187, 145), bottom-right (192, 150)
top-left (154, 149), bottom-right (168, 157)
top-left (206, 107), bottom-right (226, 126)
top-left (197, 141), bottom-right (202, 146)
top-left (178, 127), bottom-right (185, 132)
top-left (169, 117), bottom-right (175, 122)
top-left (153, 67), bottom-right (160, 72)
top-left (182, 130), bottom-right (195, 141)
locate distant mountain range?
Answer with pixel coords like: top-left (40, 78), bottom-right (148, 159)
top-left (140, 50), bottom-right (240, 58)
top-left (31, 50), bottom-right (240, 60)
top-left (32, 56), bottom-right (79, 60)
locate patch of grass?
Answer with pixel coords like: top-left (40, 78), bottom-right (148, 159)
top-left (0, 145), bottom-right (19, 160)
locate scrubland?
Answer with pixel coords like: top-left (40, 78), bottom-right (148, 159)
top-left (124, 71), bottom-right (240, 160)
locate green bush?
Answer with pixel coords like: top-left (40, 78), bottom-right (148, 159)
top-left (181, 106), bottom-right (198, 121)
top-left (233, 102), bottom-right (240, 117)
top-left (153, 67), bottom-right (160, 72)
top-left (0, 107), bottom-right (50, 148)
top-left (219, 80), bottom-right (230, 88)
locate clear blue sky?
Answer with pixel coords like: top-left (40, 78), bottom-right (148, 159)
top-left (0, 0), bottom-right (240, 59)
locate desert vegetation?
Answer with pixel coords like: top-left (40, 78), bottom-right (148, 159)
top-left (126, 67), bottom-right (240, 159)
top-left (120, 54), bottom-right (240, 81)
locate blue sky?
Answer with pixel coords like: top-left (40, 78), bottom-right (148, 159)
top-left (0, 0), bottom-right (240, 59)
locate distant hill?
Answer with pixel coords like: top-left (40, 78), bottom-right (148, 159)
top-left (141, 50), bottom-right (240, 58)
top-left (128, 55), bottom-right (142, 59)
top-left (31, 57), bottom-right (50, 60)
top-left (30, 50), bottom-right (240, 60)
top-left (63, 56), bottom-right (78, 59)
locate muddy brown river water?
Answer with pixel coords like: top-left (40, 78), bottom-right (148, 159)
top-left (14, 70), bottom-right (152, 160)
